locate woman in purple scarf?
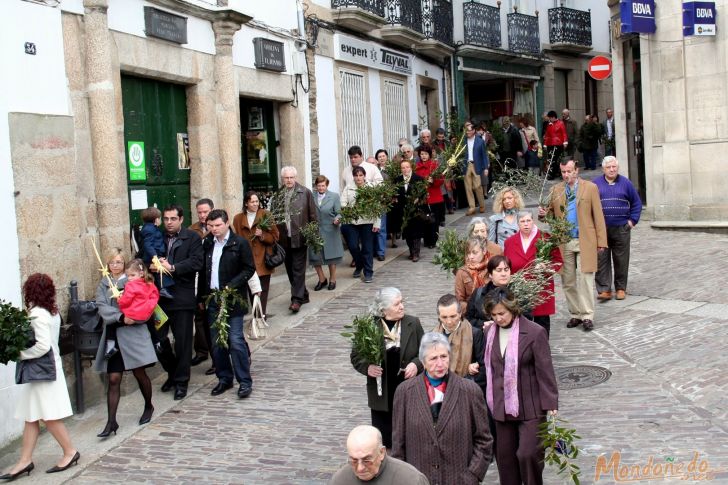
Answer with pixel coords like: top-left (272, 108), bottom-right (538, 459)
top-left (482, 287), bottom-right (558, 485)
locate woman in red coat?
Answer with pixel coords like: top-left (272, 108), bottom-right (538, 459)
top-left (503, 210), bottom-right (562, 337)
top-left (414, 145), bottom-right (445, 248)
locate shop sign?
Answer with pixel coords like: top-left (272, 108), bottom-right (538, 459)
top-left (253, 38), bottom-right (286, 72)
top-left (683, 2), bottom-right (716, 36)
top-left (620, 0), bottom-right (656, 34)
top-left (127, 141), bottom-right (146, 182)
top-left (144, 7), bottom-right (188, 44)
top-left (334, 34), bottom-right (412, 75)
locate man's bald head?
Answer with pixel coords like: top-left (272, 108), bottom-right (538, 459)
top-left (346, 425), bottom-right (385, 481)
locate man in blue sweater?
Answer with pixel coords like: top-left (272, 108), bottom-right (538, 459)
top-left (593, 156), bottom-right (642, 301)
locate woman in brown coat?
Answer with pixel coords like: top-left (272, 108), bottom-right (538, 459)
top-left (232, 190), bottom-right (279, 314)
top-left (350, 287), bottom-right (424, 449)
top-left (391, 332), bottom-right (493, 485)
top-left (454, 236), bottom-right (502, 312)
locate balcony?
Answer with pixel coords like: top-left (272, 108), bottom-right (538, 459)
top-left (379, 0), bottom-right (425, 48)
top-left (507, 11), bottom-right (540, 55)
top-left (418, 0), bottom-right (454, 61)
top-left (548, 7), bottom-right (592, 53)
top-left (463, 2), bottom-right (501, 49)
top-left (330, 0), bottom-right (387, 32)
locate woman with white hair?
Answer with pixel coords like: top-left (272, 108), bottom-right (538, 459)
top-left (350, 287), bottom-right (424, 449)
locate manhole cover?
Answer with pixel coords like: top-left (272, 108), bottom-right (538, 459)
top-left (556, 365), bottom-right (612, 390)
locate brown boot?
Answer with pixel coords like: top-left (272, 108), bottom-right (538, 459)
top-left (615, 290), bottom-right (626, 300)
top-left (597, 291), bottom-right (613, 301)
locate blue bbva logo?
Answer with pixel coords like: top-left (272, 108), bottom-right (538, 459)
top-left (632, 2), bottom-right (652, 15)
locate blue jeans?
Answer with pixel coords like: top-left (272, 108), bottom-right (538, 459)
top-left (207, 301), bottom-right (252, 387)
top-left (375, 214), bottom-right (387, 257)
top-left (342, 223), bottom-right (374, 278)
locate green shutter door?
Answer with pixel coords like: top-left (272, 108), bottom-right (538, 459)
top-left (122, 75), bottom-right (190, 227)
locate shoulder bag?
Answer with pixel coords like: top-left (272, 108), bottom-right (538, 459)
top-left (246, 294), bottom-right (269, 340)
top-left (15, 349), bottom-right (56, 384)
top-left (264, 242), bottom-right (286, 269)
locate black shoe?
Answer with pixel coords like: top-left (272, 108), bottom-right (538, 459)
top-left (96, 421), bottom-right (119, 438)
top-left (0, 462), bottom-right (34, 480)
top-left (364, 276), bottom-right (373, 283)
top-left (138, 406), bottom-right (154, 425)
top-left (190, 355), bottom-right (208, 366)
top-left (582, 319), bottom-right (594, 331)
top-left (211, 381), bottom-right (233, 396)
top-left (328, 281), bottom-right (336, 291)
top-left (314, 279), bottom-right (327, 291)
top-left (301, 295), bottom-right (310, 304)
top-left (161, 378), bottom-right (174, 392)
top-left (104, 346), bottom-right (118, 360)
top-left (566, 318), bottom-right (582, 328)
top-left (376, 255), bottom-right (385, 261)
top-left (173, 387), bottom-right (187, 400)
top-left (238, 385), bottom-right (252, 398)
top-left (205, 366), bottom-right (217, 376)
top-left (353, 269), bottom-right (362, 278)
top-left (45, 452), bottom-right (80, 474)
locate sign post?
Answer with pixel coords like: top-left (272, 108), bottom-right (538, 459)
top-left (588, 56), bottom-right (613, 81)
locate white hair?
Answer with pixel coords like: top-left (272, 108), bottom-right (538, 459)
top-left (370, 287), bottom-right (402, 318)
top-left (517, 210), bottom-right (534, 221)
top-left (280, 166), bottom-right (297, 177)
top-left (602, 156), bottom-right (618, 168)
top-left (420, 129), bottom-right (431, 137)
top-left (466, 217), bottom-right (488, 237)
top-left (418, 332), bottom-right (451, 363)
top-left (401, 143), bottom-right (413, 152)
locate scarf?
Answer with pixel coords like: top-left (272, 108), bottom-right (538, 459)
top-left (381, 318), bottom-right (401, 350)
top-left (520, 226), bottom-right (539, 254)
top-left (433, 319), bottom-right (473, 377)
top-left (466, 260), bottom-right (488, 289)
top-left (485, 316), bottom-right (521, 417)
top-left (424, 372), bottom-right (448, 422)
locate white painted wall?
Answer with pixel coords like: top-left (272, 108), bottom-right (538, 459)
top-left (107, 0), bottom-right (216, 54)
top-left (315, 55), bottom-right (340, 193)
top-left (0, 0), bottom-right (71, 447)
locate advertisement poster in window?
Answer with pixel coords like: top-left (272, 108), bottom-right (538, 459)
top-left (246, 131), bottom-right (269, 174)
top-left (248, 107), bottom-right (264, 130)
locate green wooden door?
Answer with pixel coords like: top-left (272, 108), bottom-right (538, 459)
top-left (122, 75), bottom-right (190, 227)
top-left (241, 99), bottom-right (278, 196)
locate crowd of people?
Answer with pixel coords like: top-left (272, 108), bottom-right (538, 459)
top-left (2, 108), bottom-right (640, 483)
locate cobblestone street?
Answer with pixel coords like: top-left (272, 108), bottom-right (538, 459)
top-left (6, 208), bottom-right (727, 484)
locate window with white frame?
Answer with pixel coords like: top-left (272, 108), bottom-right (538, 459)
top-left (338, 68), bottom-right (369, 165)
top-left (381, 77), bottom-right (408, 158)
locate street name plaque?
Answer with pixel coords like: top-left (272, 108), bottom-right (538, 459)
top-left (144, 7), bottom-right (188, 45)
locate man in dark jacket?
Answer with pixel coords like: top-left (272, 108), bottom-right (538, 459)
top-left (276, 166), bottom-right (318, 313)
top-left (200, 209), bottom-right (256, 398)
top-left (157, 204), bottom-right (204, 400)
top-left (498, 116), bottom-right (523, 170)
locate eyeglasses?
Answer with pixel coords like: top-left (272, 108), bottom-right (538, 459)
top-left (108, 261), bottom-right (124, 266)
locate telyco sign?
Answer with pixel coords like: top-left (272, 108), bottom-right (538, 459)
top-left (620, 0), bottom-right (656, 34)
top-left (334, 34), bottom-right (412, 75)
top-left (683, 1), bottom-right (717, 36)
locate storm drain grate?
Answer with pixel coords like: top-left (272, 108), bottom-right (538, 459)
top-left (556, 365), bottom-right (612, 390)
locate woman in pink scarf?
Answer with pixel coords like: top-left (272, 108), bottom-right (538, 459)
top-left (482, 287), bottom-right (558, 485)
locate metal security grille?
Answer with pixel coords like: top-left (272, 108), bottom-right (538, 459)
top-left (339, 69), bottom-right (369, 165)
top-left (382, 78), bottom-right (408, 157)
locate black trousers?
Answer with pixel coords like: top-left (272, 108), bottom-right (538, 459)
top-left (156, 309), bottom-right (194, 389)
top-left (283, 240), bottom-right (309, 304)
top-left (193, 305), bottom-right (210, 358)
top-left (596, 224), bottom-right (632, 292)
top-left (423, 202), bottom-right (446, 247)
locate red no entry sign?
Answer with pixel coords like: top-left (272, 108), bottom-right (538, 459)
top-left (588, 56), bottom-right (612, 80)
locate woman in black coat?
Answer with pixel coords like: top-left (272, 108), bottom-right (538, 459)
top-left (393, 159), bottom-right (426, 262)
top-left (350, 286), bottom-right (424, 449)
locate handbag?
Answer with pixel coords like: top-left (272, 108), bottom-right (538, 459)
top-left (15, 349), bottom-right (56, 384)
top-left (68, 299), bottom-right (102, 333)
top-left (264, 242), bottom-right (286, 269)
top-left (245, 294), bottom-right (269, 340)
top-left (417, 205), bottom-right (436, 224)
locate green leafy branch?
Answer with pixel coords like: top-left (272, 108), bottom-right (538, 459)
top-left (268, 187), bottom-right (302, 226)
top-left (508, 258), bottom-right (557, 312)
top-left (341, 313), bottom-right (384, 368)
top-left (431, 229), bottom-right (467, 276)
top-left (401, 180), bottom-right (428, 231)
top-left (340, 183), bottom-right (398, 224)
top-left (538, 414), bottom-right (582, 484)
top-left (0, 300), bottom-right (33, 365)
top-left (206, 287), bottom-right (248, 349)
top-left (301, 221), bottom-right (324, 255)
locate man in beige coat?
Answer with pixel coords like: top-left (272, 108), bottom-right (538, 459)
top-left (539, 159), bottom-right (607, 330)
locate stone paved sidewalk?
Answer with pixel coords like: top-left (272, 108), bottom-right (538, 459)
top-left (6, 204), bottom-right (728, 484)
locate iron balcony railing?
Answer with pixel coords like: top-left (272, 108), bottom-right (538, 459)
top-left (507, 12), bottom-right (540, 54)
top-left (423, 0), bottom-right (453, 45)
top-left (463, 1), bottom-right (501, 48)
top-left (331, 0), bottom-right (385, 18)
top-left (548, 6), bottom-right (592, 47)
top-left (386, 0), bottom-right (423, 33)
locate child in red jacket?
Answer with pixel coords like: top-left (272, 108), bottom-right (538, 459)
top-left (118, 259), bottom-right (160, 322)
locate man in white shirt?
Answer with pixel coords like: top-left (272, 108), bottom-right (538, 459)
top-left (343, 145), bottom-right (383, 189)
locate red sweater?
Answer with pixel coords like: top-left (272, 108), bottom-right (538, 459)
top-left (503, 230), bottom-right (563, 316)
top-left (543, 119), bottom-right (568, 147)
top-left (118, 279), bottom-right (160, 322)
top-left (414, 160), bottom-right (444, 204)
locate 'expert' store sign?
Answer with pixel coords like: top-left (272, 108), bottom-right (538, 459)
top-left (334, 34), bottom-right (412, 75)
